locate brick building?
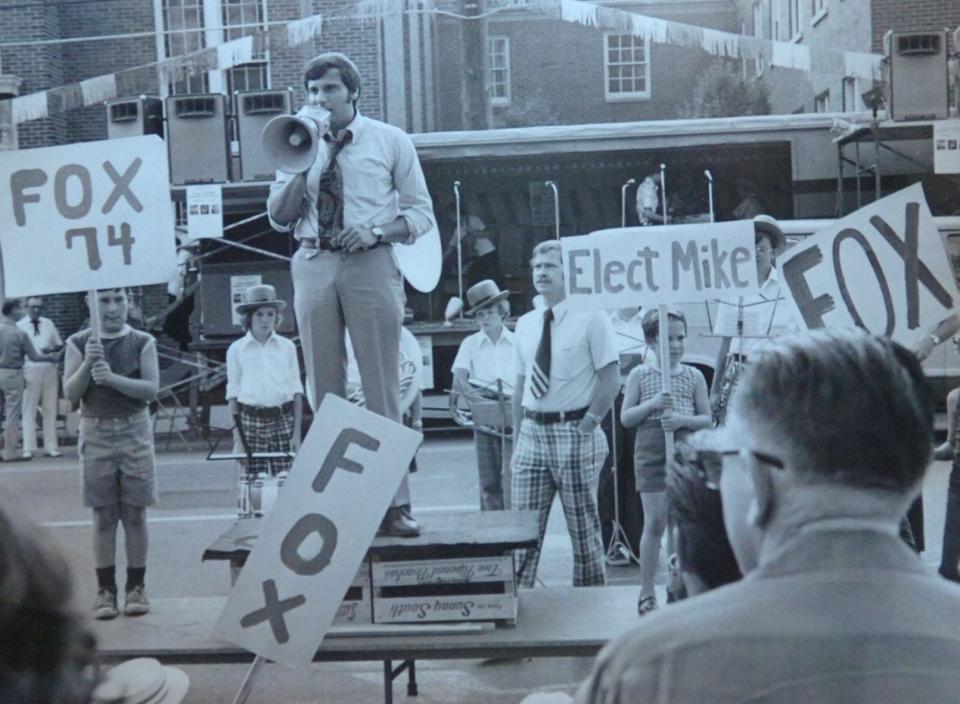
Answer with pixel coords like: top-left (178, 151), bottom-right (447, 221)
top-left (734, 0), bottom-right (959, 115)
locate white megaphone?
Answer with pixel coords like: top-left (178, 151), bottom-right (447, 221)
top-left (443, 297), bottom-right (464, 326)
top-left (261, 106), bottom-right (330, 174)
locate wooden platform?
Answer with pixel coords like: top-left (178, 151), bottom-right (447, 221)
top-left (91, 586), bottom-right (639, 665)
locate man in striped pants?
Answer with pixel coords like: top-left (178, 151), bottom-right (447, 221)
top-left (511, 241), bottom-right (621, 587)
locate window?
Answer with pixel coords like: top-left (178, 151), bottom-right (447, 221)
top-left (604, 33), bottom-right (650, 101)
top-left (811, 0), bottom-right (826, 25)
top-left (221, 0), bottom-right (267, 96)
top-left (842, 77), bottom-right (858, 112)
top-left (161, 0), bottom-right (208, 94)
top-left (488, 36), bottom-right (511, 107)
top-left (772, 0), bottom-right (782, 40)
top-left (753, 3), bottom-right (765, 75)
top-left (814, 90), bottom-right (830, 112)
top-left (157, 0), bottom-right (267, 95)
top-left (788, 0), bottom-right (801, 39)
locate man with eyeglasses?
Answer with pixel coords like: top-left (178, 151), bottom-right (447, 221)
top-left (575, 328), bottom-right (960, 703)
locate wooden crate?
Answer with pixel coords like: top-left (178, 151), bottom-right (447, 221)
top-left (371, 555), bottom-right (517, 625)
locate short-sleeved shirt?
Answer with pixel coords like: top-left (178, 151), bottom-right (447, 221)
top-left (0, 321), bottom-right (36, 370)
top-left (17, 316), bottom-right (61, 368)
top-left (68, 327), bottom-right (155, 418)
top-left (513, 300), bottom-right (618, 412)
top-left (452, 327), bottom-right (517, 391)
top-left (226, 331), bottom-right (304, 407)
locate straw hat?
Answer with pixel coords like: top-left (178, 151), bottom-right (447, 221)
top-left (465, 280), bottom-right (510, 315)
top-left (753, 214), bottom-right (786, 255)
top-left (235, 284), bottom-right (287, 314)
top-left (92, 657), bottom-right (189, 704)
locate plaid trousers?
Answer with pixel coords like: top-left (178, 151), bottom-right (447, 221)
top-left (511, 419), bottom-right (608, 587)
top-left (236, 407), bottom-right (294, 476)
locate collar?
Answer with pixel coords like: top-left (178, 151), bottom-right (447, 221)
top-left (759, 266), bottom-right (781, 292)
top-left (326, 110), bottom-right (365, 146)
top-left (547, 299), bottom-right (569, 323)
top-left (479, 327), bottom-right (514, 346)
top-left (241, 330), bottom-right (277, 347)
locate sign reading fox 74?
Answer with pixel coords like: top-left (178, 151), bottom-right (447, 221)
top-left (779, 184), bottom-right (957, 347)
top-left (0, 135), bottom-right (177, 296)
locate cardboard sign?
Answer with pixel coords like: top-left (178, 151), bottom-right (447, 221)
top-left (185, 184), bottom-right (224, 239)
top-left (561, 220), bottom-right (758, 311)
top-left (0, 135), bottom-right (177, 297)
top-left (779, 184), bottom-right (957, 347)
top-left (214, 394), bottom-right (420, 666)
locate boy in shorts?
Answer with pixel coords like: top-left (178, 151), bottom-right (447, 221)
top-left (63, 288), bottom-right (159, 620)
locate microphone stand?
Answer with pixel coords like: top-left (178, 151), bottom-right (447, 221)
top-left (453, 181), bottom-right (464, 319)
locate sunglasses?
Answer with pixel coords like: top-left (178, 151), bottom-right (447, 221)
top-left (672, 442), bottom-right (784, 491)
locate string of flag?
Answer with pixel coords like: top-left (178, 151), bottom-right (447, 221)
top-left (0, 0), bottom-right (883, 128)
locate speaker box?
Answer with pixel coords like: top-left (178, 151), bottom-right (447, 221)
top-left (886, 30), bottom-right (950, 122)
top-left (166, 93), bottom-right (231, 185)
top-left (105, 96), bottom-right (163, 139)
top-left (235, 88), bottom-right (293, 182)
top-left (196, 261), bottom-right (296, 337)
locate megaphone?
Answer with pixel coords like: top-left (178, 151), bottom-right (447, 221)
top-left (261, 107), bottom-right (329, 173)
top-left (443, 297), bottom-right (463, 326)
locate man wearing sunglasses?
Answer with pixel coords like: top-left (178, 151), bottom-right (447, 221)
top-left (576, 328), bottom-right (960, 703)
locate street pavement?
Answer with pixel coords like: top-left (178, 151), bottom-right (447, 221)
top-left (0, 430), bottom-right (953, 703)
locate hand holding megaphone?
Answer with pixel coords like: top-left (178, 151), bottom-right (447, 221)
top-left (261, 105), bottom-right (331, 174)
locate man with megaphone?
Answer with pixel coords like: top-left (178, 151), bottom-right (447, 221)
top-left (266, 52), bottom-right (437, 538)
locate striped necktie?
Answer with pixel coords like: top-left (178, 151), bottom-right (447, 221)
top-left (530, 308), bottom-right (553, 399)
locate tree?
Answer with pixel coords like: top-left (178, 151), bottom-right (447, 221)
top-left (679, 61), bottom-right (771, 118)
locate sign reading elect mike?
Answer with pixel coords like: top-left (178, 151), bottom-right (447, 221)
top-left (561, 220), bottom-right (758, 310)
top-left (0, 135), bottom-right (177, 297)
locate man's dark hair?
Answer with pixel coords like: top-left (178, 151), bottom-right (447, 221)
top-left (303, 52), bottom-right (362, 104)
top-left (667, 462), bottom-right (741, 590)
top-left (733, 328), bottom-right (934, 493)
top-left (2, 301), bottom-right (20, 317)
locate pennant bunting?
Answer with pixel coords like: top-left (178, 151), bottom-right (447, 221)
top-left (217, 35), bottom-right (255, 70)
top-left (844, 51), bottom-right (883, 81)
top-left (11, 91), bottom-right (48, 123)
top-left (80, 74), bottom-right (118, 106)
top-left (287, 14), bottom-right (324, 46)
top-left (772, 40), bottom-right (811, 71)
top-left (560, 0), bottom-right (597, 28)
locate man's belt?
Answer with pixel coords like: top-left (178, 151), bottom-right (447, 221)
top-left (299, 237), bottom-right (389, 253)
top-left (237, 401), bottom-right (294, 418)
top-left (523, 407), bottom-right (589, 424)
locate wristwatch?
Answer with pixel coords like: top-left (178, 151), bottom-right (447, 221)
top-left (585, 412), bottom-right (603, 426)
top-left (930, 333), bottom-right (942, 346)
top-left (371, 226), bottom-right (385, 246)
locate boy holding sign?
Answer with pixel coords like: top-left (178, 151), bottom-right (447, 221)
top-left (621, 307), bottom-right (710, 615)
top-left (63, 289), bottom-right (159, 620)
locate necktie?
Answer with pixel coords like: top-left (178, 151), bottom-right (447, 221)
top-left (530, 308), bottom-right (554, 399)
top-left (31, 319), bottom-right (40, 335)
top-left (316, 131), bottom-right (353, 239)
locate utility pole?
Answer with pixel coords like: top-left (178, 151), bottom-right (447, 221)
top-left (460, 0), bottom-right (491, 130)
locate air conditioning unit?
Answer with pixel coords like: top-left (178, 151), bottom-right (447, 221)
top-left (235, 88), bottom-right (293, 182)
top-left (165, 93), bottom-right (231, 185)
top-left (885, 30), bottom-right (950, 121)
top-left (105, 96), bottom-right (163, 139)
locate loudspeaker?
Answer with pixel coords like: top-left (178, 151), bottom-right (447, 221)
top-left (885, 30), bottom-right (950, 121)
top-left (105, 96), bottom-right (163, 139)
top-left (235, 88), bottom-right (293, 181)
top-left (260, 112), bottom-right (327, 174)
top-left (165, 93), bottom-right (231, 185)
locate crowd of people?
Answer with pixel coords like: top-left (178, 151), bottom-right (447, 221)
top-left (5, 48), bottom-right (960, 703)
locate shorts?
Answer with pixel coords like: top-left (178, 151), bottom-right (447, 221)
top-left (634, 423), bottom-right (691, 493)
top-left (79, 409), bottom-right (158, 508)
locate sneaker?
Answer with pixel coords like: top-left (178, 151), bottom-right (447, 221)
top-left (93, 588), bottom-right (119, 620)
top-left (20, 452), bottom-right (32, 460)
top-left (45, 450), bottom-right (62, 458)
top-left (124, 585), bottom-right (150, 616)
top-left (637, 595), bottom-right (658, 616)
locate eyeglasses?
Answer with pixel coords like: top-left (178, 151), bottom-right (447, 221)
top-left (672, 442), bottom-right (784, 491)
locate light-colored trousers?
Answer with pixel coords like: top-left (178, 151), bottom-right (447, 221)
top-left (0, 369), bottom-right (24, 461)
top-left (291, 245), bottom-right (411, 506)
top-left (22, 363), bottom-right (59, 454)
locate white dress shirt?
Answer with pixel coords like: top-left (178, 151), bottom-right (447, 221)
top-left (226, 332), bottom-right (304, 407)
top-left (720, 267), bottom-right (800, 357)
top-left (514, 300), bottom-right (619, 412)
top-left (609, 311), bottom-right (647, 356)
top-left (17, 316), bottom-right (61, 369)
top-left (267, 111), bottom-right (436, 245)
top-left (452, 327), bottom-right (517, 391)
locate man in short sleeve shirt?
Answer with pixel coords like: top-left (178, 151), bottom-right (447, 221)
top-left (511, 241), bottom-right (621, 587)
top-left (17, 296), bottom-right (63, 458)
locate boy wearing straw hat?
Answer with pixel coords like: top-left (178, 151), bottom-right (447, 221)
top-left (226, 284), bottom-right (304, 477)
top-left (452, 279), bottom-right (517, 510)
top-left (63, 288), bottom-right (159, 621)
